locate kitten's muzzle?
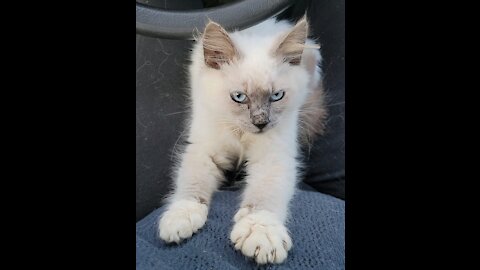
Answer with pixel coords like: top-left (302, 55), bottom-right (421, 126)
top-left (250, 106), bottom-right (270, 131)
top-left (252, 115), bottom-right (270, 131)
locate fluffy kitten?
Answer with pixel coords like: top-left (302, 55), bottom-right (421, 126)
top-left (158, 16), bottom-right (326, 264)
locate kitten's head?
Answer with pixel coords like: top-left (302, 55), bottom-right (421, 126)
top-left (194, 17), bottom-right (317, 134)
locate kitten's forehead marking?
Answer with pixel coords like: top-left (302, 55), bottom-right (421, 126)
top-left (248, 90), bottom-right (270, 103)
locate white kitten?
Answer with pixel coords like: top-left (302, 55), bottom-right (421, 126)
top-left (158, 16), bottom-right (326, 264)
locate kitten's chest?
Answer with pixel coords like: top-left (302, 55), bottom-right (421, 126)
top-left (206, 128), bottom-right (259, 186)
top-left (220, 158), bottom-right (248, 191)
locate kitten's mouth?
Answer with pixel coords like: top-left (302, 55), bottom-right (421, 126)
top-left (241, 123), bottom-right (274, 134)
top-left (246, 127), bottom-right (264, 134)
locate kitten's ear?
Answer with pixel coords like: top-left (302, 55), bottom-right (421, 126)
top-left (275, 16), bottom-right (309, 65)
top-left (202, 21), bottom-right (238, 69)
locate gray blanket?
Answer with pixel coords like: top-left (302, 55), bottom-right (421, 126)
top-left (136, 188), bottom-right (345, 269)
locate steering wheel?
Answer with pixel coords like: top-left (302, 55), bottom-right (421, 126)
top-left (136, 0), bottom-right (293, 39)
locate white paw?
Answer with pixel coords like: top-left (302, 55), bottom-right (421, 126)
top-left (230, 210), bottom-right (293, 264)
top-left (158, 200), bottom-right (208, 244)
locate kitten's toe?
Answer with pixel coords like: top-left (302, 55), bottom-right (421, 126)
top-left (233, 206), bottom-right (251, 222)
top-left (158, 200), bottom-right (208, 244)
top-left (230, 210), bottom-right (292, 264)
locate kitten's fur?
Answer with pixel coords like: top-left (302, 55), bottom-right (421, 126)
top-left (158, 17), bottom-right (326, 264)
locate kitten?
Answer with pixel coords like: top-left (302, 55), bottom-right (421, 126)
top-left (158, 16), bottom-right (326, 264)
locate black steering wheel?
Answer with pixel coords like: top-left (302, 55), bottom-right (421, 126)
top-left (136, 0), bottom-right (293, 39)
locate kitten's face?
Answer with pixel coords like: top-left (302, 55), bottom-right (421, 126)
top-left (199, 19), bottom-right (310, 134)
top-left (219, 62), bottom-right (307, 134)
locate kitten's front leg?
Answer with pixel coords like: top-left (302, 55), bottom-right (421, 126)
top-left (230, 147), bottom-right (297, 264)
top-left (158, 143), bottom-right (224, 244)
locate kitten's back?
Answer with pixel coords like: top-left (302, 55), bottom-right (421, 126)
top-left (298, 42), bottom-right (327, 145)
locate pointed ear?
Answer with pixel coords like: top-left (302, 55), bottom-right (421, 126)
top-left (275, 16), bottom-right (309, 65)
top-left (202, 21), bottom-right (239, 69)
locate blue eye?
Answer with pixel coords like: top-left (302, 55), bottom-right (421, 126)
top-left (270, 90), bottom-right (285, 102)
top-left (231, 91), bottom-right (247, 103)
